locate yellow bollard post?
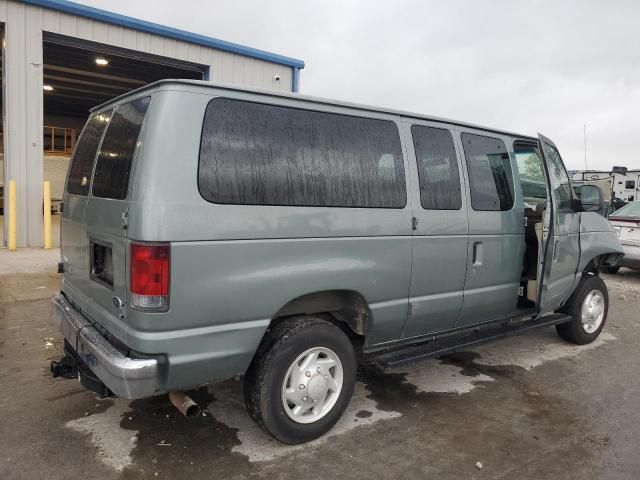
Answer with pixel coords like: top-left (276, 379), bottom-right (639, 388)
top-left (43, 181), bottom-right (52, 249)
top-left (8, 180), bottom-right (17, 251)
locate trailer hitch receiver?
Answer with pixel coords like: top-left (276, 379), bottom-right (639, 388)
top-left (51, 355), bottom-right (78, 379)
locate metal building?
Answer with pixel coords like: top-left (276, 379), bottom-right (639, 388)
top-left (0, 0), bottom-right (304, 247)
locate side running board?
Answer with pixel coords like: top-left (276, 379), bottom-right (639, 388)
top-left (375, 313), bottom-right (572, 369)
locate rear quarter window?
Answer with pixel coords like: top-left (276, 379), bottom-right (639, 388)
top-left (198, 98), bottom-right (406, 208)
top-left (92, 97), bottom-right (150, 200)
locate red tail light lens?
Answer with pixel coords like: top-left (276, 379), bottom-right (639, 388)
top-left (130, 243), bottom-right (170, 310)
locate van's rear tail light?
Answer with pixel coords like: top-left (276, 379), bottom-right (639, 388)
top-left (130, 243), bottom-right (170, 311)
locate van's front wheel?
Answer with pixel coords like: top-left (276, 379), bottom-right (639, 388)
top-left (556, 274), bottom-right (609, 345)
top-left (244, 316), bottom-right (356, 444)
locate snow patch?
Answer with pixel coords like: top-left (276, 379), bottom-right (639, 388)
top-left (66, 400), bottom-right (136, 472)
top-left (395, 360), bottom-right (494, 394)
top-left (473, 329), bottom-right (616, 370)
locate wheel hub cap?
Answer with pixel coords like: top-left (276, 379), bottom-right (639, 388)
top-left (307, 375), bottom-right (328, 401)
top-left (281, 346), bottom-right (344, 424)
top-left (581, 289), bottom-right (605, 334)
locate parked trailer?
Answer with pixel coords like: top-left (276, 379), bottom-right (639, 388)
top-left (570, 170), bottom-right (640, 202)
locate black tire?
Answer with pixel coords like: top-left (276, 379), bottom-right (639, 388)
top-left (244, 316), bottom-right (357, 444)
top-left (605, 266), bottom-right (620, 274)
top-left (556, 274), bottom-right (609, 345)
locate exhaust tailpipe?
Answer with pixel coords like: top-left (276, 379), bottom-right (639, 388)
top-left (169, 391), bottom-right (201, 418)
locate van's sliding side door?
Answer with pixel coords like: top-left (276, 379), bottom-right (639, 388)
top-left (537, 134), bottom-right (581, 315)
top-left (401, 124), bottom-right (469, 338)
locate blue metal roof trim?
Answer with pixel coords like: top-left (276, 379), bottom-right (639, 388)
top-left (22, 0), bottom-right (305, 69)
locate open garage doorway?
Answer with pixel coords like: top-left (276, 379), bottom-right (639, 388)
top-left (41, 34), bottom-right (205, 247)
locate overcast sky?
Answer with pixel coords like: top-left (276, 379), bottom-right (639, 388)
top-left (79, 0), bottom-right (640, 171)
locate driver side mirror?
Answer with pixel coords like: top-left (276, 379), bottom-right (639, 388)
top-left (578, 184), bottom-right (604, 213)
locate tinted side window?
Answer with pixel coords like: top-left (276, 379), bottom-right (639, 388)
top-left (199, 98), bottom-right (406, 208)
top-left (411, 126), bottom-right (461, 210)
top-left (540, 142), bottom-right (572, 211)
top-left (461, 133), bottom-right (514, 211)
top-left (92, 97), bottom-right (150, 200)
top-left (67, 112), bottom-right (111, 195)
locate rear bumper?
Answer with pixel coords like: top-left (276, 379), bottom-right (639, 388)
top-left (619, 243), bottom-right (640, 269)
top-left (52, 293), bottom-right (158, 399)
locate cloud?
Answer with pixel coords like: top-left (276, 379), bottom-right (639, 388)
top-left (79, 0), bottom-right (640, 171)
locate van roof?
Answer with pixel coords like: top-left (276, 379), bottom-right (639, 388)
top-left (92, 79), bottom-right (538, 141)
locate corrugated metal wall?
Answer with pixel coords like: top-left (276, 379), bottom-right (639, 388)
top-left (1, 0), bottom-right (44, 247)
top-left (0, 0), bottom-right (294, 246)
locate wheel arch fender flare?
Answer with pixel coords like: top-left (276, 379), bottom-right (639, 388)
top-left (269, 289), bottom-right (372, 337)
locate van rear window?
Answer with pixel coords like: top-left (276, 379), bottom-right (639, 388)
top-left (92, 97), bottom-right (150, 200)
top-left (66, 112), bottom-right (111, 196)
top-left (198, 98), bottom-right (406, 208)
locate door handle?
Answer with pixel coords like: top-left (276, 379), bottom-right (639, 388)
top-left (472, 241), bottom-right (483, 269)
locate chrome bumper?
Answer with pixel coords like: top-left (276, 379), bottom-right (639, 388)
top-left (52, 293), bottom-right (158, 399)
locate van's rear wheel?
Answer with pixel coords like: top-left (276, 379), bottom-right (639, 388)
top-left (556, 275), bottom-right (609, 345)
top-left (244, 316), bottom-right (356, 444)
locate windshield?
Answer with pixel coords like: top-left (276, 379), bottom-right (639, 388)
top-left (611, 201), bottom-right (640, 218)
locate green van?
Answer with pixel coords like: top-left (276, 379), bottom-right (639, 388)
top-left (51, 80), bottom-right (624, 444)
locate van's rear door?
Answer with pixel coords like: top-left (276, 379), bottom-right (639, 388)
top-left (61, 97), bottom-right (151, 334)
top-left (61, 111), bottom-right (112, 311)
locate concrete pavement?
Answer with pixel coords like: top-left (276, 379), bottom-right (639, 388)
top-left (1, 258), bottom-right (639, 479)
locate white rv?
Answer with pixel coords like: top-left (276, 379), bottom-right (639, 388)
top-left (571, 169), bottom-right (640, 202)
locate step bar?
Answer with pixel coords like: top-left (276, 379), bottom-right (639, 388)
top-left (375, 313), bottom-right (572, 369)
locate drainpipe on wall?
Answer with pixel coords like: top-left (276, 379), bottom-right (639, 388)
top-left (291, 67), bottom-right (300, 93)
